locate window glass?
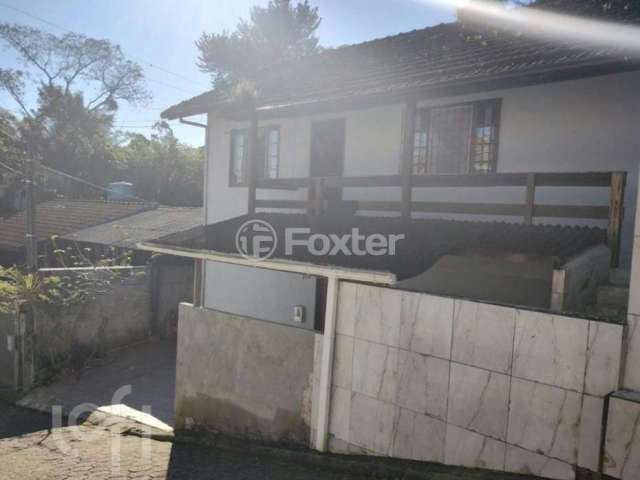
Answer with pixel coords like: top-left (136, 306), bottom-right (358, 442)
top-left (263, 128), bottom-right (279, 179)
top-left (412, 100), bottom-right (501, 175)
top-left (428, 105), bottom-right (473, 174)
top-left (229, 127), bottom-right (280, 186)
top-left (230, 130), bottom-right (247, 186)
top-left (470, 102), bottom-right (500, 173)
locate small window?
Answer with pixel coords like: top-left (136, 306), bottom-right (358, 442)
top-left (230, 129), bottom-right (247, 186)
top-left (412, 99), bottom-right (501, 175)
top-left (229, 127), bottom-right (280, 186)
top-left (259, 127), bottom-right (280, 180)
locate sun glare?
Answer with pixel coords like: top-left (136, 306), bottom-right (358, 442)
top-left (422, 0), bottom-right (640, 54)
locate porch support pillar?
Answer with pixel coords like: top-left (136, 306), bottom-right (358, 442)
top-left (401, 99), bottom-right (416, 220)
top-left (247, 108), bottom-right (259, 215)
top-left (314, 275), bottom-right (340, 452)
top-left (193, 259), bottom-right (203, 307)
top-left (608, 171), bottom-right (626, 267)
top-left (524, 173), bottom-right (536, 225)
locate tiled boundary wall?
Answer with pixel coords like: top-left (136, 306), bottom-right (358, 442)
top-left (602, 176), bottom-right (640, 480)
top-left (311, 282), bottom-right (624, 480)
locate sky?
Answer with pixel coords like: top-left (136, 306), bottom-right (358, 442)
top-left (0, 0), bottom-right (456, 147)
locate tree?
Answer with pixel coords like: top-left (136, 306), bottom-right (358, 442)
top-left (0, 24), bottom-right (150, 115)
top-left (0, 24), bottom-right (152, 197)
top-left (0, 108), bottom-right (24, 170)
top-left (115, 123), bottom-right (204, 206)
top-left (23, 86), bottom-right (118, 194)
top-left (196, 0), bottom-right (321, 91)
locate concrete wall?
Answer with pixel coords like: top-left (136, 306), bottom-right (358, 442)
top-left (203, 70), bottom-right (640, 315)
top-left (395, 251), bottom-right (556, 309)
top-left (38, 267), bottom-right (151, 362)
top-left (0, 312), bottom-right (16, 388)
top-left (154, 261), bottom-right (194, 338)
top-left (175, 303), bottom-right (315, 445)
top-left (312, 282), bottom-right (623, 480)
top-left (551, 244), bottom-right (611, 314)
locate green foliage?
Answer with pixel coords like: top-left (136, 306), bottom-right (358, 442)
top-left (196, 0), bottom-right (321, 91)
top-left (24, 86), bottom-right (118, 195)
top-left (0, 108), bottom-right (24, 169)
top-left (0, 23), bottom-right (203, 206)
top-left (114, 122), bottom-right (204, 206)
top-left (0, 266), bottom-right (80, 315)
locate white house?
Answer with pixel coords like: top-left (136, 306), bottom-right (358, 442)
top-left (142, 14), bottom-right (640, 480)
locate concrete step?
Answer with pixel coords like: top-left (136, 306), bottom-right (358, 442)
top-left (597, 285), bottom-right (630, 308)
top-left (609, 268), bottom-right (631, 287)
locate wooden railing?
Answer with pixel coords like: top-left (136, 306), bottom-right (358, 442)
top-left (253, 171), bottom-right (627, 266)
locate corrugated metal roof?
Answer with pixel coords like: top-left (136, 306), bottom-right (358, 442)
top-left (0, 200), bottom-right (152, 250)
top-left (61, 206), bottom-right (203, 249)
top-left (150, 213), bottom-right (607, 280)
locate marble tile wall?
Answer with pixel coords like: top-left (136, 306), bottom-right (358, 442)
top-left (317, 282), bottom-right (626, 480)
top-left (604, 392), bottom-right (640, 479)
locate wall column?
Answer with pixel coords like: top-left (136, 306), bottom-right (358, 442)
top-left (247, 108), bottom-right (258, 215)
top-left (622, 167), bottom-right (640, 390)
top-left (400, 100), bottom-right (416, 220)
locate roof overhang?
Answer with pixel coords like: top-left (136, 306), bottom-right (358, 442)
top-left (137, 241), bottom-right (397, 284)
top-left (161, 59), bottom-right (640, 121)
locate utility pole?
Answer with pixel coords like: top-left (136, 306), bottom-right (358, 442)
top-left (24, 155), bottom-right (37, 271)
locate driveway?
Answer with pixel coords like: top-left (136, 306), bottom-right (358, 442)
top-left (19, 340), bottom-right (176, 427)
top-left (0, 404), bottom-right (539, 480)
top-left (0, 404), bottom-right (374, 480)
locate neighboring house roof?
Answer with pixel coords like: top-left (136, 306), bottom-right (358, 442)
top-left (162, 18), bottom-right (640, 119)
top-left (61, 206), bottom-right (203, 249)
top-left (0, 200), bottom-right (152, 250)
top-left (150, 213), bottom-right (607, 280)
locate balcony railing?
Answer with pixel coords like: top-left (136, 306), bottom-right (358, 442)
top-left (253, 171), bottom-right (627, 267)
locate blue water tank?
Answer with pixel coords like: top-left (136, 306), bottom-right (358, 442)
top-left (107, 181), bottom-right (134, 201)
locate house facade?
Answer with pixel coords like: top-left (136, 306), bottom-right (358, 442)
top-left (200, 69), bottom-right (639, 322)
top-left (144, 15), bottom-right (640, 480)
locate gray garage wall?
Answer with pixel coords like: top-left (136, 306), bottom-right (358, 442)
top-left (204, 262), bottom-right (318, 330)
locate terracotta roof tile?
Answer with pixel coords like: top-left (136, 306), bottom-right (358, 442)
top-left (162, 18), bottom-right (640, 119)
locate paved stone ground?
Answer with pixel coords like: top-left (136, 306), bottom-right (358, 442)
top-left (0, 404), bottom-right (542, 480)
top-left (0, 404), bottom-right (374, 480)
top-left (19, 340), bottom-right (176, 426)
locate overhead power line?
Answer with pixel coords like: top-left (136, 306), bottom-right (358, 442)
top-left (0, 127), bottom-right (149, 201)
top-left (37, 163), bottom-right (150, 203)
top-left (0, 158), bottom-right (21, 175)
top-left (0, 2), bottom-right (207, 93)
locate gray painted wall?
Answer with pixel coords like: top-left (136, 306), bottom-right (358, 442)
top-left (175, 303), bottom-right (315, 445)
top-left (204, 262), bottom-right (318, 329)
